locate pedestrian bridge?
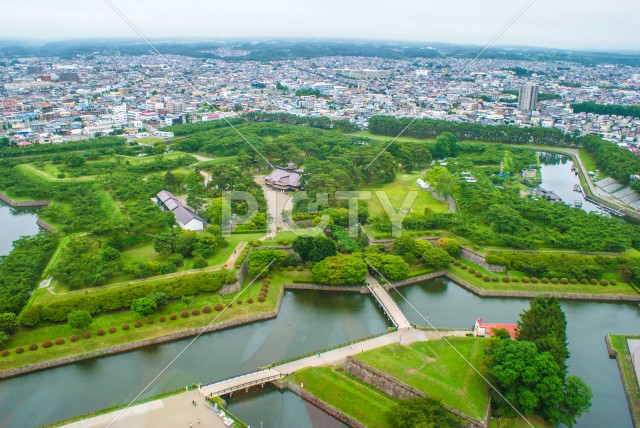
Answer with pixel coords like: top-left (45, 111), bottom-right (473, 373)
top-left (366, 273), bottom-right (412, 330)
top-left (200, 369), bottom-right (286, 398)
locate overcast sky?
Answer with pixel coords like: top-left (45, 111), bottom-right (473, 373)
top-left (2, 0), bottom-right (638, 51)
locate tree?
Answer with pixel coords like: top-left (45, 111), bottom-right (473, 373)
top-left (424, 166), bottom-right (460, 200)
top-left (181, 295), bottom-right (193, 308)
top-left (484, 204), bottom-right (523, 234)
top-left (422, 246), bottom-right (451, 268)
top-left (387, 396), bottom-right (463, 428)
top-left (147, 292), bottom-right (168, 307)
top-left (292, 236), bottom-right (314, 261)
top-left (392, 236), bottom-right (417, 256)
top-left (366, 253), bottom-right (409, 280)
top-left (432, 132), bottom-right (460, 159)
top-left (312, 254), bottom-right (367, 285)
top-left (435, 238), bottom-right (461, 256)
top-left (67, 310), bottom-right (93, 330)
top-left (517, 297), bottom-right (569, 373)
top-left (0, 312), bottom-right (18, 334)
top-left (131, 297), bottom-right (157, 319)
top-left (547, 376), bottom-right (592, 428)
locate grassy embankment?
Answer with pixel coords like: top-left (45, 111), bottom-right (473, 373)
top-left (608, 334), bottom-right (640, 426)
top-left (0, 269), bottom-right (312, 372)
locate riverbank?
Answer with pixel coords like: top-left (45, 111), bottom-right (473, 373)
top-left (607, 335), bottom-right (640, 428)
top-left (0, 191), bottom-right (51, 208)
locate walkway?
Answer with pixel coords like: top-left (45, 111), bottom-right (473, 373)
top-left (62, 390), bottom-right (229, 428)
top-left (366, 273), bottom-right (412, 330)
top-left (200, 328), bottom-right (468, 399)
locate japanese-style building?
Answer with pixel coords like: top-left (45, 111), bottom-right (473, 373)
top-left (264, 163), bottom-right (303, 191)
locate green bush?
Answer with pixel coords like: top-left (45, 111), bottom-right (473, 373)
top-left (159, 317), bottom-right (166, 323)
top-left (97, 329), bottom-right (106, 336)
top-left (258, 296), bottom-right (266, 302)
top-left (55, 338), bottom-right (65, 345)
top-left (502, 276), bottom-right (510, 283)
top-left (134, 321), bottom-right (143, 328)
top-left (287, 266), bottom-right (294, 271)
top-left (19, 270), bottom-right (234, 326)
top-left (191, 308), bottom-right (201, 316)
top-left (560, 278), bottom-right (569, 284)
top-left (192, 256), bottom-right (208, 269)
top-left (70, 335), bottom-right (79, 342)
top-left (551, 278), bottom-right (559, 284)
top-left (170, 314), bottom-right (177, 320)
top-left (610, 279), bottom-right (617, 285)
top-left (511, 277), bottom-right (520, 283)
top-left (600, 279), bottom-right (609, 286)
top-left (42, 340), bottom-right (53, 349)
top-left (82, 332), bottom-right (91, 339)
top-left (475, 271), bottom-right (482, 278)
top-left (1, 350), bottom-right (9, 357)
top-left (247, 298), bottom-right (254, 304)
top-left (569, 278), bottom-right (577, 284)
top-left (531, 277), bottom-right (539, 283)
top-left (29, 343), bottom-right (38, 351)
top-left (214, 304), bottom-right (223, 311)
top-left (491, 277), bottom-right (499, 282)
top-left (454, 260), bottom-right (461, 266)
top-left (590, 279), bottom-right (598, 285)
top-left (252, 240), bottom-right (262, 247)
top-left (203, 306), bottom-right (212, 313)
top-left (461, 264), bottom-right (468, 270)
top-left (541, 278), bottom-right (549, 284)
top-left (468, 267), bottom-right (476, 274)
top-left (237, 300), bottom-right (242, 305)
top-left (522, 277), bottom-right (530, 283)
top-left (180, 310), bottom-right (190, 318)
top-left (260, 286), bottom-right (269, 293)
top-left (262, 278), bottom-right (271, 284)
top-left (483, 276), bottom-right (490, 282)
top-left (15, 347), bottom-right (24, 354)
top-left (580, 278), bottom-right (589, 284)
top-left (109, 327), bottom-right (117, 333)
top-left (296, 265), bottom-right (304, 271)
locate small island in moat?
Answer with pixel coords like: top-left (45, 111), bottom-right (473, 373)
top-left (0, 116), bottom-right (639, 427)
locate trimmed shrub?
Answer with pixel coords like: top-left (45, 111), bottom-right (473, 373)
top-left (454, 260), bottom-right (461, 266)
top-left (159, 317), bottom-right (166, 323)
top-left (42, 340), bottom-right (53, 349)
top-left (29, 343), bottom-right (38, 351)
top-left (15, 347), bottom-right (24, 354)
top-left (468, 267), bottom-right (476, 274)
top-left (461, 264), bottom-right (468, 270)
top-left (70, 335), bottom-right (79, 342)
top-left (590, 279), bottom-right (598, 285)
top-left (531, 277), bottom-right (539, 283)
top-left (491, 277), bottom-right (499, 282)
top-left (483, 276), bottom-right (490, 282)
top-left (610, 279), bottom-right (618, 285)
top-left (570, 278), bottom-right (578, 284)
top-left (287, 266), bottom-right (294, 271)
top-left (122, 324), bottom-right (130, 330)
top-left (55, 338), bottom-right (65, 345)
top-left (475, 271), bottom-right (482, 278)
top-left (551, 278), bottom-right (559, 284)
top-left (580, 278), bottom-right (589, 284)
top-left (203, 306), bottom-right (212, 313)
top-left (260, 286), bottom-right (269, 293)
top-left (522, 277), bottom-right (530, 283)
top-left (170, 314), bottom-right (177, 320)
top-left (82, 332), bottom-right (92, 339)
top-left (146, 319), bottom-right (154, 325)
top-left (600, 279), bottom-right (609, 286)
top-left (97, 329), bottom-right (106, 336)
top-left (258, 296), bottom-right (266, 302)
top-left (237, 300), bottom-right (243, 305)
top-left (191, 308), bottom-right (201, 316)
top-left (502, 276), bottom-right (510, 283)
top-left (252, 240), bottom-right (262, 247)
top-left (180, 310), bottom-right (190, 318)
top-left (262, 278), bottom-right (271, 284)
top-left (108, 327), bottom-right (116, 333)
top-left (212, 303), bottom-right (222, 311)
top-left (511, 277), bottom-right (520, 283)
top-left (560, 278), bottom-right (569, 284)
top-left (226, 303), bottom-right (232, 308)
top-left (1, 350), bottom-right (9, 357)
top-left (296, 265), bottom-right (304, 271)
top-left (134, 320), bottom-right (143, 328)
top-left (247, 298), bottom-right (254, 304)
top-left (541, 278), bottom-right (549, 284)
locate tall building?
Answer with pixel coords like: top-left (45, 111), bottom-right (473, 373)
top-left (518, 83), bottom-right (539, 112)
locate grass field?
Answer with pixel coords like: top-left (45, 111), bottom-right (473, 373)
top-left (0, 269), bottom-right (301, 372)
top-left (360, 173), bottom-right (449, 217)
top-left (291, 366), bottom-right (397, 428)
top-left (578, 148), bottom-right (598, 173)
top-left (355, 337), bottom-right (490, 420)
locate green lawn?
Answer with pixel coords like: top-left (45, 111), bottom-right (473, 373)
top-left (489, 415), bottom-right (552, 428)
top-left (291, 366), bottom-right (397, 428)
top-left (350, 130), bottom-right (436, 144)
top-left (355, 337), bottom-right (490, 420)
top-left (609, 334), bottom-right (640, 425)
top-left (578, 149), bottom-right (598, 173)
top-left (360, 173), bottom-right (449, 217)
top-left (0, 270), bottom-right (295, 372)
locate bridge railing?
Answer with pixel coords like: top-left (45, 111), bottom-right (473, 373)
top-left (206, 373), bottom-right (287, 397)
top-left (202, 368), bottom-right (272, 389)
top-left (366, 282), bottom-right (398, 327)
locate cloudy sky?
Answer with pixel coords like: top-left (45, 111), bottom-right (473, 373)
top-left (2, 0), bottom-right (638, 51)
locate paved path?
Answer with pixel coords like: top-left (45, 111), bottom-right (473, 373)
top-left (199, 328), bottom-right (468, 399)
top-left (628, 339), bottom-right (640, 388)
top-left (366, 273), bottom-right (412, 330)
top-left (62, 390), bottom-right (229, 428)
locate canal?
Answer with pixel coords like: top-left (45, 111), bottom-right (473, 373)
top-left (538, 152), bottom-right (600, 213)
top-left (0, 199), bottom-right (41, 256)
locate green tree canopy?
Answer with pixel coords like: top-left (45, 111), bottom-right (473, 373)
top-left (131, 297), bottom-right (157, 319)
top-left (67, 310), bottom-right (93, 330)
top-left (387, 396), bottom-right (463, 428)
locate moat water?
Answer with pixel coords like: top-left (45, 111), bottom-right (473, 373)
top-left (0, 200), bottom-right (41, 256)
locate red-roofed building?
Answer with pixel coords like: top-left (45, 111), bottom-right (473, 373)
top-left (473, 318), bottom-right (517, 339)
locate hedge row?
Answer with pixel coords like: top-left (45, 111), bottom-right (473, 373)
top-left (479, 275), bottom-right (618, 286)
top-left (19, 271), bottom-right (235, 327)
